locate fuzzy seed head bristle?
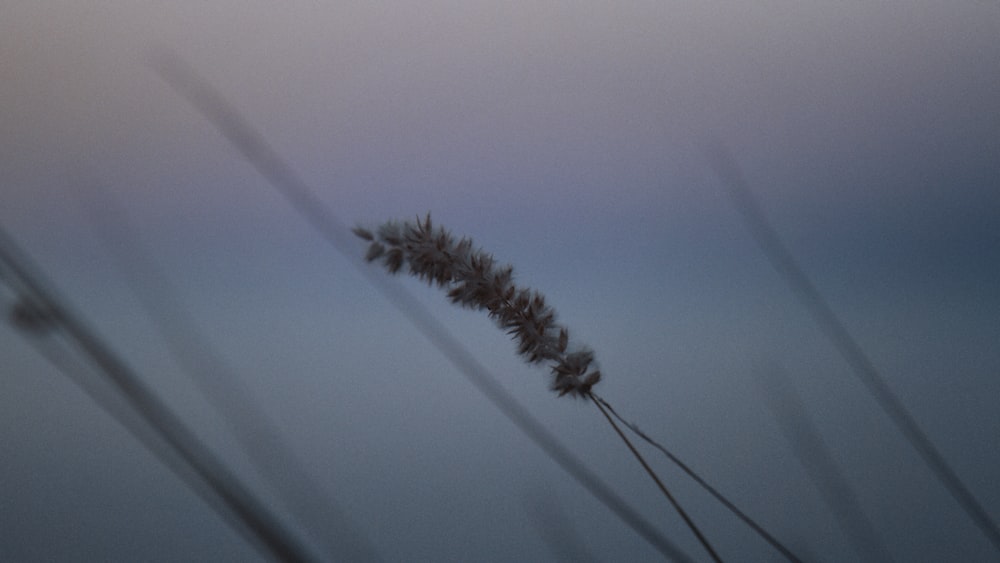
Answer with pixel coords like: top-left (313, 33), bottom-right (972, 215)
top-left (352, 226), bottom-right (374, 241)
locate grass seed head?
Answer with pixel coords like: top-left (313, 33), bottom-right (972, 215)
top-left (357, 214), bottom-right (600, 397)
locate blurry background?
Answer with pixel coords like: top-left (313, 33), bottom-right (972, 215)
top-left (2, 1), bottom-right (999, 560)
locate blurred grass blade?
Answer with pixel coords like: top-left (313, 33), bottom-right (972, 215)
top-left (753, 362), bottom-right (894, 562)
top-left (81, 185), bottom-right (381, 562)
top-left (0, 224), bottom-right (319, 563)
top-left (152, 50), bottom-right (693, 562)
top-left (708, 144), bottom-right (1000, 552)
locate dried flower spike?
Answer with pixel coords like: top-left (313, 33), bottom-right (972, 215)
top-left (355, 214), bottom-right (600, 398)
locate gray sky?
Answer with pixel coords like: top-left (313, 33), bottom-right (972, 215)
top-left (2, 2), bottom-right (999, 561)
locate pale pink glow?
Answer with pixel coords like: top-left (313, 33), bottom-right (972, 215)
top-left (4, 1), bottom-right (995, 221)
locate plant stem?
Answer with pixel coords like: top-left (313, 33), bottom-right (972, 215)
top-left (590, 393), bottom-right (723, 563)
top-left (593, 394), bottom-right (802, 563)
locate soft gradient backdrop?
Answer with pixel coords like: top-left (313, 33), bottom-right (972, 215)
top-left (2, 2), bottom-right (999, 561)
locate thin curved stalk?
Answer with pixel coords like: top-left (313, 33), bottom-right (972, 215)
top-left (592, 393), bottom-right (802, 563)
top-left (590, 393), bottom-right (723, 563)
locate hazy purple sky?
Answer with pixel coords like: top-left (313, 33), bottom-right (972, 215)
top-left (3, 2), bottom-right (999, 561)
